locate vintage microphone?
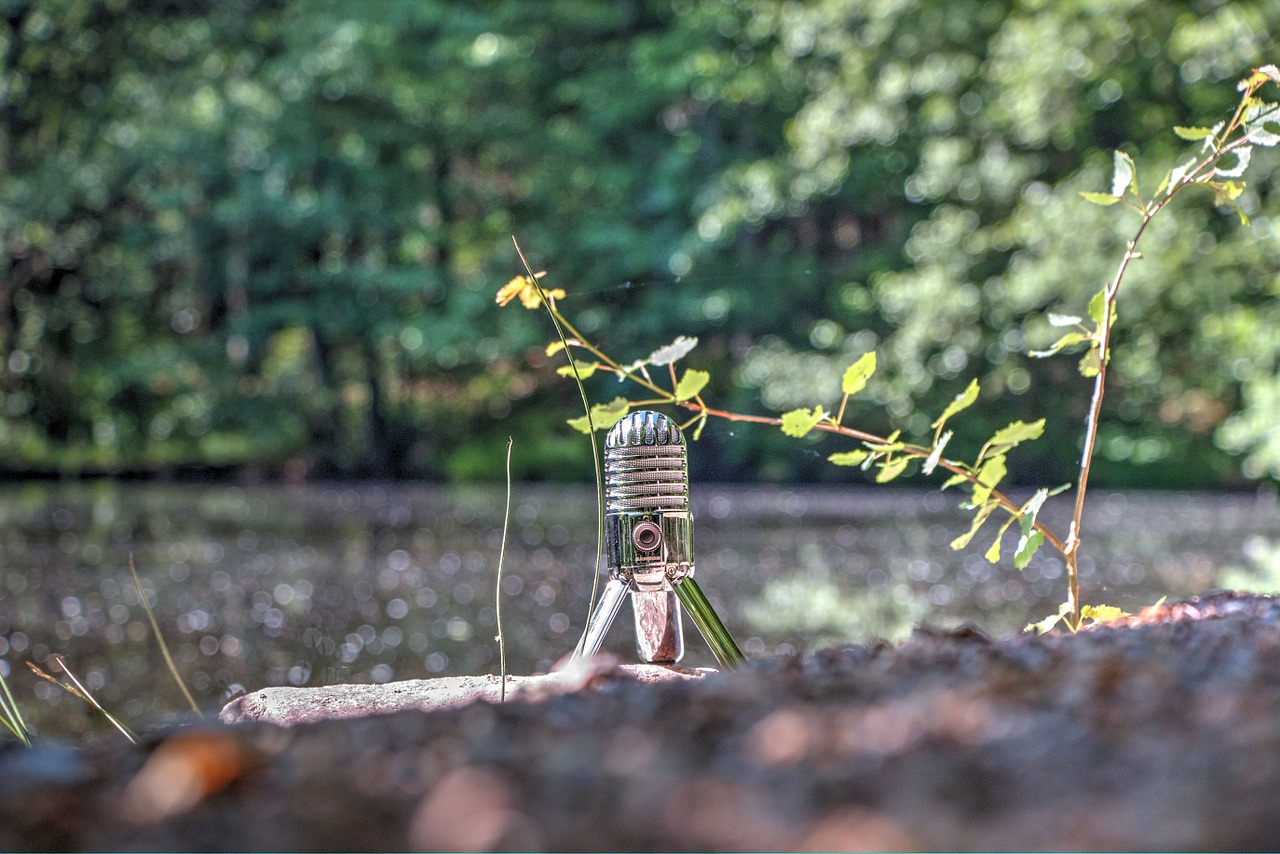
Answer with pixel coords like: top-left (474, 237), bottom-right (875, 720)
top-left (573, 410), bottom-right (745, 669)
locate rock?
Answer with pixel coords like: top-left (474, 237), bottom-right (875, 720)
top-left (6, 591), bottom-right (1280, 851)
top-left (220, 656), bottom-right (712, 726)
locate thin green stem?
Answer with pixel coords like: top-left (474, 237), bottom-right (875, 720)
top-left (0, 668), bottom-right (31, 747)
top-left (52, 655), bottom-right (136, 744)
top-left (513, 239), bottom-right (606, 648)
top-left (129, 555), bottom-right (202, 717)
top-left (495, 436), bottom-right (512, 702)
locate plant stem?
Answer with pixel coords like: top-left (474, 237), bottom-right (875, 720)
top-left (129, 555), bottom-right (202, 716)
top-left (495, 436), bottom-right (512, 702)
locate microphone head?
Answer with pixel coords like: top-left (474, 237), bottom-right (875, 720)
top-left (603, 411), bottom-right (693, 589)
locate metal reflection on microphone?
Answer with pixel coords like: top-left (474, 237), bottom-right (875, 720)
top-left (573, 410), bottom-right (745, 669)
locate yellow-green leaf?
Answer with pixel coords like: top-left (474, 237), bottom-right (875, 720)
top-left (875, 456), bottom-right (910, 483)
top-left (951, 500), bottom-right (997, 550)
top-left (985, 419), bottom-right (1046, 458)
top-left (556, 359), bottom-right (600, 379)
top-left (1078, 347), bottom-right (1101, 378)
top-left (1029, 331), bottom-right (1090, 359)
top-left (1081, 604), bottom-right (1131, 623)
top-left (780, 406), bottom-right (826, 438)
top-left (1025, 601), bottom-right (1072, 635)
top-left (1173, 125), bottom-right (1215, 141)
top-left (1080, 191), bottom-right (1122, 206)
top-left (971, 454), bottom-right (1007, 506)
top-left (841, 351), bottom-right (877, 396)
top-left (674, 368), bottom-right (710, 402)
top-left (566, 397), bottom-right (631, 434)
top-left (984, 530), bottom-right (1005, 563)
top-left (828, 449), bottom-right (870, 467)
top-left (931, 378), bottom-right (979, 430)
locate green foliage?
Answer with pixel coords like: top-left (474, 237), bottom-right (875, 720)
top-left (513, 61), bottom-right (1280, 634)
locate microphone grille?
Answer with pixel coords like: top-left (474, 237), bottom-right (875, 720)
top-left (604, 411), bottom-right (688, 512)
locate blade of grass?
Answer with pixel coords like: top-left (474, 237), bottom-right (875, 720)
top-left (0, 667), bottom-right (31, 746)
top-left (128, 555), bottom-right (203, 717)
top-left (511, 238), bottom-right (606, 655)
top-left (496, 436), bottom-right (513, 702)
top-left (46, 656), bottom-right (137, 744)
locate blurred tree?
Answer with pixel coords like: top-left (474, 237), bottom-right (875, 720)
top-left (0, 0), bottom-right (1276, 485)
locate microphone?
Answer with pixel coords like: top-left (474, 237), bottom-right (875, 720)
top-left (573, 411), bottom-right (745, 669)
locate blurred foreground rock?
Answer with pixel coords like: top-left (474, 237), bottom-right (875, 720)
top-left (6, 591), bottom-right (1280, 850)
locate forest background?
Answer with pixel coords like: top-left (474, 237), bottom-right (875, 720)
top-left (3, 0), bottom-right (1279, 490)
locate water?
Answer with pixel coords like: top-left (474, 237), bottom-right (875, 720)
top-left (1, 481), bottom-right (1277, 740)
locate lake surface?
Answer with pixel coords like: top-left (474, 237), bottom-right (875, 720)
top-left (1, 481), bottom-right (1278, 739)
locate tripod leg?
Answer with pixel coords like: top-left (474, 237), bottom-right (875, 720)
top-left (671, 576), bottom-right (746, 669)
top-left (573, 576), bottom-right (632, 660)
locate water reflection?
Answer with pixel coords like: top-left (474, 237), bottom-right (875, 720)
top-left (0, 481), bottom-right (1277, 739)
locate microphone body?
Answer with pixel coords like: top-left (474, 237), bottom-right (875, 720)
top-left (573, 410), bottom-right (745, 669)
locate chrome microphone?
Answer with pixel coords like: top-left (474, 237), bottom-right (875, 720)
top-left (573, 410), bottom-right (745, 668)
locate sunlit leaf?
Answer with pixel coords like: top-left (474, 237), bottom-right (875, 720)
top-left (649, 335), bottom-right (699, 367)
top-left (940, 471), bottom-right (969, 491)
top-left (875, 456), bottom-right (910, 483)
top-left (950, 500), bottom-right (997, 550)
top-left (922, 430), bottom-right (951, 475)
top-left (674, 368), bottom-right (710, 401)
top-left (545, 340), bottom-right (567, 357)
top-left (985, 419), bottom-right (1046, 457)
top-left (1080, 191), bottom-right (1122, 206)
top-left (984, 528), bottom-right (1005, 563)
top-left (1087, 290), bottom-right (1107, 326)
top-left (1173, 125), bottom-right (1215, 141)
top-left (1078, 347), bottom-right (1101, 377)
top-left (841, 351), bottom-right (877, 395)
top-left (1026, 601), bottom-right (1073, 635)
top-left (1081, 604), bottom-right (1131, 623)
top-left (1245, 102), bottom-right (1280, 146)
top-left (828, 449), bottom-right (870, 466)
top-left (1047, 313), bottom-right (1082, 328)
top-left (1111, 150), bottom-right (1138, 197)
top-left (556, 359), bottom-right (599, 379)
top-left (566, 397), bottom-right (630, 434)
top-left (931, 378), bottom-right (979, 430)
top-left (1029, 331), bottom-right (1090, 359)
top-left (1214, 144), bottom-right (1252, 178)
top-left (780, 406), bottom-right (826, 438)
top-left (1164, 155), bottom-right (1198, 196)
top-left (971, 454), bottom-right (1007, 506)
top-left (864, 430), bottom-right (903, 452)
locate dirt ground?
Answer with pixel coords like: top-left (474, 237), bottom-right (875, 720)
top-left (6, 590), bottom-right (1280, 851)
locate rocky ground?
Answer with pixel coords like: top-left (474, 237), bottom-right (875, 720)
top-left (6, 590), bottom-right (1280, 851)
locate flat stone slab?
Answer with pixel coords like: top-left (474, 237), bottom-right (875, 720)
top-left (219, 658), bottom-right (711, 726)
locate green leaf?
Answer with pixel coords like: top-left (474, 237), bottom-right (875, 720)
top-left (985, 419), bottom-right (1046, 457)
top-left (1081, 604), bottom-right (1131, 623)
top-left (971, 454), bottom-right (1007, 506)
top-left (556, 359), bottom-right (600, 379)
top-left (649, 335), bottom-right (699, 367)
top-left (940, 471), bottom-right (969, 491)
top-left (875, 456), bottom-right (910, 483)
top-left (1087, 290), bottom-right (1107, 326)
top-left (1164, 155), bottom-right (1198, 197)
top-left (931, 378), bottom-right (979, 430)
top-left (1014, 530), bottom-right (1044, 569)
top-left (1078, 347), bottom-right (1101, 378)
top-left (1029, 331), bottom-right (1090, 359)
top-left (566, 397), bottom-right (630, 434)
top-left (841, 351), bottom-right (877, 395)
top-left (950, 500), bottom-right (997, 550)
top-left (922, 430), bottom-right (951, 476)
top-left (1080, 191), bottom-right (1122, 206)
top-left (828, 449), bottom-right (870, 467)
top-left (864, 429), bottom-right (903, 452)
top-left (1244, 102), bottom-right (1280, 147)
top-left (1173, 125), bottom-right (1215, 141)
top-left (1111, 150), bottom-right (1137, 197)
top-left (1214, 144), bottom-right (1252, 179)
top-left (674, 368), bottom-right (710, 401)
top-left (780, 406), bottom-right (826, 438)
top-left (984, 528), bottom-right (1006, 563)
top-left (1025, 601), bottom-right (1073, 635)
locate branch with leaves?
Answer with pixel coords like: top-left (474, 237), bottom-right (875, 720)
top-left (500, 65), bottom-right (1280, 633)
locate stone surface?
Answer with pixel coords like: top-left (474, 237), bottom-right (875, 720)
top-left (219, 659), bottom-right (712, 726)
top-left (6, 591), bottom-right (1280, 851)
